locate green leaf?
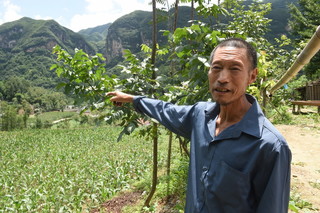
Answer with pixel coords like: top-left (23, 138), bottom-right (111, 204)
top-left (56, 82), bottom-right (66, 90)
top-left (50, 64), bottom-right (58, 70)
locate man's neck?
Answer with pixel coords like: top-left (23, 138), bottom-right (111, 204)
top-left (215, 95), bottom-right (252, 136)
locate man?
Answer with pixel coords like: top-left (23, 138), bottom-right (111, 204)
top-left (107, 38), bottom-right (291, 213)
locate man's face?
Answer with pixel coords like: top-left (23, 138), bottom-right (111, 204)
top-left (208, 46), bottom-right (257, 105)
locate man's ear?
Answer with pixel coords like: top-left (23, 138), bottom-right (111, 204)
top-left (248, 68), bottom-right (258, 85)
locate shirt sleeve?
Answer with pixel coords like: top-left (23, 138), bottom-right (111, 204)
top-left (133, 96), bottom-right (195, 139)
top-left (256, 143), bottom-right (292, 213)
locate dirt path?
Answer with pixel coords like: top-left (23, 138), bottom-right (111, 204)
top-left (276, 124), bottom-right (320, 211)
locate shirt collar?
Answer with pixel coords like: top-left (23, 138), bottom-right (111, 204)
top-left (240, 94), bottom-right (264, 138)
top-left (204, 94), bottom-right (264, 139)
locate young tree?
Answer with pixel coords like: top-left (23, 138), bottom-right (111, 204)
top-left (0, 102), bottom-right (23, 131)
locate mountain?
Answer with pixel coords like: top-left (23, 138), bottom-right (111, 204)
top-left (105, 7), bottom-right (202, 66)
top-left (264, 0), bottom-right (298, 40)
top-left (104, 2), bottom-right (295, 66)
top-left (0, 17), bottom-right (96, 88)
top-left (78, 23), bottom-right (111, 53)
top-left (104, 10), bottom-right (157, 66)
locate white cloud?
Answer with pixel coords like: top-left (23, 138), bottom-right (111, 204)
top-left (69, 0), bottom-right (151, 32)
top-left (0, 0), bottom-right (22, 24)
top-left (34, 15), bottom-right (54, 21)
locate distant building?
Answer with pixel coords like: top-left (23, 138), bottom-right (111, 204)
top-left (296, 79), bottom-right (320, 101)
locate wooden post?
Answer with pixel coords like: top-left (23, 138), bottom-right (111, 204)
top-left (292, 104), bottom-right (296, 113)
top-left (262, 86), bottom-right (267, 115)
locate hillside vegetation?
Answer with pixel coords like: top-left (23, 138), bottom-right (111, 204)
top-left (0, 17), bottom-right (95, 88)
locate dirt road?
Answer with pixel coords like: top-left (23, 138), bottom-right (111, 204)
top-left (276, 124), bottom-right (320, 212)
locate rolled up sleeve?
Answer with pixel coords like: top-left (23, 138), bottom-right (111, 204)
top-left (133, 96), bottom-right (194, 139)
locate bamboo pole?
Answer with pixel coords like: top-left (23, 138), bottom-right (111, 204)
top-left (269, 25), bottom-right (320, 94)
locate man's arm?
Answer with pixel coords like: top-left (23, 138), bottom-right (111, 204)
top-left (256, 144), bottom-right (291, 213)
top-left (106, 91), bottom-right (194, 139)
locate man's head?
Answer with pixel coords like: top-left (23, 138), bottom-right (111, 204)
top-left (208, 38), bottom-right (258, 105)
top-left (210, 38), bottom-right (257, 70)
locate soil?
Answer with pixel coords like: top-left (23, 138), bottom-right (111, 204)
top-left (94, 124), bottom-right (320, 213)
top-left (276, 124), bottom-right (320, 212)
top-left (91, 191), bottom-right (143, 213)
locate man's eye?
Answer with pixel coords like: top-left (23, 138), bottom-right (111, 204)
top-left (231, 67), bottom-right (240, 71)
top-left (211, 66), bottom-right (222, 70)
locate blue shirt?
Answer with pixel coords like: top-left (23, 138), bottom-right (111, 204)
top-left (133, 94), bottom-right (291, 213)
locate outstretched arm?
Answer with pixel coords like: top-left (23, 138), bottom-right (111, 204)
top-left (107, 91), bottom-right (194, 139)
top-left (106, 91), bottom-right (134, 106)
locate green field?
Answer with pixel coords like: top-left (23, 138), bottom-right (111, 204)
top-left (0, 126), bottom-right (159, 212)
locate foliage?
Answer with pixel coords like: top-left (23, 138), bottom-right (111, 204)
top-left (163, 0), bottom-right (277, 105)
top-left (0, 81), bottom-right (68, 114)
top-left (225, 1), bottom-right (272, 45)
top-left (51, 45), bottom-right (116, 112)
top-left (289, 192), bottom-right (317, 212)
top-left (0, 101), bottom-right (24, 131)
top-left (2, 76), bottom-right (30, 101)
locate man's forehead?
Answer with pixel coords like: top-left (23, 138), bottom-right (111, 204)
top-left (215, 46), bottom-right (246, 53)
top-left (212, 47), bottom-right (247, 62)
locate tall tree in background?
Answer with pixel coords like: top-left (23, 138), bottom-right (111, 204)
top-left (289, 0), bottom-right (320, 79)
top-left (144, 0), bottom-right (159, 208)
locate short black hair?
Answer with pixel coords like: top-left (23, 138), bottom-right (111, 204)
top-left (209, 38), bottom-right (257, 69)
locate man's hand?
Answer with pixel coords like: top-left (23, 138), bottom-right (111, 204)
top-left (106, 91), bottom-right (134, 106)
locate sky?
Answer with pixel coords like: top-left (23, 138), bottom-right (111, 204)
top-left (0, 0), bottom-right (156, 32)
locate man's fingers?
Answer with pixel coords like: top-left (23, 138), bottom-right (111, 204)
top-left (105, 91), bottom-right (122, 106)
top-left (106, 91), bottom-right (116, 96)
top-left (105, 91), bottom-right (133, 104)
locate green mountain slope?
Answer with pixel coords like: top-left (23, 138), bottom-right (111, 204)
top-left (104, 2), bottom-right (295, 66)
top-left (78, 23), bottom-right (111, 53)
top-left (0, 17), bottom-right (96, 88)
top-left (105, 7), bottom-right (201, 66)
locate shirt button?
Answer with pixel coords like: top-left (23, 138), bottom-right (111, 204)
top-left (202, 166), bottom-right (208, 172)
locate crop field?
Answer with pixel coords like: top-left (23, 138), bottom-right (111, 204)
top-left (0, 126), bottom-right (156, 212)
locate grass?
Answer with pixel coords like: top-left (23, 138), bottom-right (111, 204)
top-left (0, 124), bottom-right (187, 212)
top-left (0, 126), bottom-right (155, 212)
top-left (269, 105), bottom-right (320, 128)
top-left (309, 181), bottom-right (320, 190)
top-left (289, 191), bottom-right (318, 213)
top-left (31, 111), bottom-right (77, 123)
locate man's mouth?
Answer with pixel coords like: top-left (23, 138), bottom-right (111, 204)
top-left (214, 87), bottom-right (230, 93)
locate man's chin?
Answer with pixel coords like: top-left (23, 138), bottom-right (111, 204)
top-left (212, 94), bottom-right (231, 105)
top-left (212, 97), bottom-right (230, 105)
top-left (216, 100), bottom-right (231, 106)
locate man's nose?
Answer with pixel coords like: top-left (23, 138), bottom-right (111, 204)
top-left (217, 69), bottom-right (230, 84)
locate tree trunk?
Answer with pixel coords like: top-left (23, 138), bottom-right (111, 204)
top-left (144, 0), bottom-right (158, 207)
top-left (173, 0), bottom-right (179, 31)
top-left (166, 0), bottom-right (179, 201)
top-left (191, 0), bottom-right (194, 21)
top-left (166, 131), bottom-right (173, 200)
